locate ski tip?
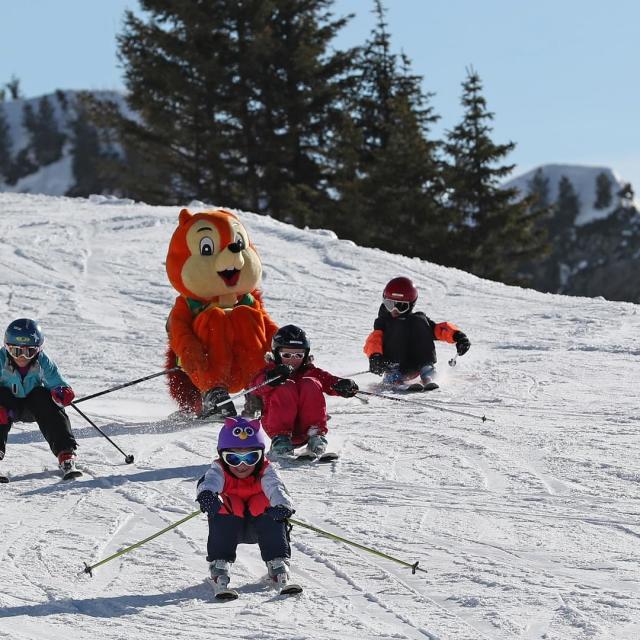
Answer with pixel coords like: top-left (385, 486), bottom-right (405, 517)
top-left (62, 471), bottom-right (83, 481)
top-left (279, 583), bottom-right (303, 595)
top-left (0, 475), bottom-right (9, 484)
top-left (214, 589), bottom-right (239, 601)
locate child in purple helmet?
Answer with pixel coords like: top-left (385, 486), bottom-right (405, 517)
top-left (196, 416), bottom-right (296, 597)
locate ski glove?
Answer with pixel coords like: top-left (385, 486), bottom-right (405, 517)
top-left (267, 364), bottom-right (294, 386)
top-left (369, 353), bottom-right (387, 375)
top-left (197, 490), bottom-right (222, 515)
top-left (265, 505), bottom-right (295, 522)
top-left (51, 386), bottom-right (75, 407)
top-left (453, 331), bottom-right (471, 356)
top-left (332, 378), bottom-right (359, 398)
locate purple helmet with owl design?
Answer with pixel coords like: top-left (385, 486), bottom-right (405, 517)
top-left (217, 416), bottom-right (267, 451)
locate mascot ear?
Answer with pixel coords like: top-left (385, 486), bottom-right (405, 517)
top-left (179, 208), bottom-right (193, 226)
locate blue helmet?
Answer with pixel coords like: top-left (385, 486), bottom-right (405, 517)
top-left (4, 318), bottom-right (44, 348)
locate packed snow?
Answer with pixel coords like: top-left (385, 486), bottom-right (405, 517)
top-left (0, 192), bottom-right (638, 639)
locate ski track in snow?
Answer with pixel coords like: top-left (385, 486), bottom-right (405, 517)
top-left (0, 193), bottom-right (639, 639)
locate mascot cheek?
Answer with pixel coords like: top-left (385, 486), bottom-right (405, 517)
top-left (181, 256), bottom-right (223, 300)
top-left (236, 256), bottom-right (262, 294)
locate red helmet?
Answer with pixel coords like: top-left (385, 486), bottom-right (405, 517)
top-left (382, 277), bottom-right (418, 303)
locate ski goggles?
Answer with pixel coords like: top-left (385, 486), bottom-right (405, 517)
top-left (6, 344), bottom-right (40, 359)
top-left (221, 449), bottom-right (263, 467)
top-left (279, 352), bottom-right (305, 360)
top-left (383, 299), bottom-right (411, 313)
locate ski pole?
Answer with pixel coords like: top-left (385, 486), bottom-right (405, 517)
top-left (448, 354), bottom-right (457, 367)
top-left (212, 374), bottom-right (288, 409)
top-left (80, 509), bottom-right (201, 577)
top-left (342, 369), bottom-right (370, 378)
top-left (289, 518), bottom-right (427, 575)
top-left (355, 389), bottom-right (493, 423)
top-left (70, 404), bottom-right (135, 464)
top-left (74, 367), bottom-right (180, 405)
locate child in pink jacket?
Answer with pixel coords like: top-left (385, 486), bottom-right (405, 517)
top-left (248, 325), bottom-right (358, 458)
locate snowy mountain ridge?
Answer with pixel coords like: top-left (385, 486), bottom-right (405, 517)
top-left (503, 163), bottom-right (636, 226)
top-left (0, 192), bottom-right (638, 639)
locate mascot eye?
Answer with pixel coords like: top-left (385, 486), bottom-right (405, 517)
top-left (234, 234), bottom-right (246, 251)
top-left (200, 237), bottom-right (215, 256)
top-left (232, 427), bottom-right (242, 437)
top-left (244, 427), bottom-right (255, 436)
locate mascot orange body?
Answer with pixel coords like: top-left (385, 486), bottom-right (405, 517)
top-left (165, 208), bottom-right (277, 414)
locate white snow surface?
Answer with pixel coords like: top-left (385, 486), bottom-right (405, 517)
top-left (0, 192), bottom-right (638, 640)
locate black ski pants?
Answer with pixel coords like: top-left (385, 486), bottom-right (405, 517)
top-left (206, 511), bottom-right (290, 563)
top-left (0, 386), bottom-right (77, 457)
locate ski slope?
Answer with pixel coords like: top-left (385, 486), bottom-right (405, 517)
top-left (0, 192), bottom-right (638, 640)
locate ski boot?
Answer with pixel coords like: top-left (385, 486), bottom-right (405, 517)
top-left (58, 451), bottom-right (82, 480)
top-left (305, 433), bottom-right (328, 457)
top-left (0, 449), bottom-right (8, 483)
top-left (208, 559), bottom-right (238, 600)
top-left (268, 434), bottom-right (294, 459)
top-left (266, 557), bottom-right (302, 595)
top-left (200, 387), bottom-right (237, 420)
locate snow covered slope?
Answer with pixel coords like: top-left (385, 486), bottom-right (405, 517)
top-left (0, 193), bottom-right (638, 639)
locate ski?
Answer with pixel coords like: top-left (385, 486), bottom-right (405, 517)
top-left (279, 583), bottom-right (303, 595)
top-left (214, 588), bottom-right (239, 601)
top-left (206, 577), bottom-right (239, 601)
top-left (0, 474), bottom-right (9, 483)
top-left (62, 469), bottom-right (83, 481)
top-left (406, 381), bottom-right (439, 392)
top-left (293, 451), bottom-right (339, 463)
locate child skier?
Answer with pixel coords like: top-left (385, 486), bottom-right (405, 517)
top-left (196, 416), bottom-right (298, 599)
top-left (363, 277), bottom-right (471, 390)
top-left (0, 318), bottom-right (79, 480)
top-left (247, 324), bottom-right (358, 458)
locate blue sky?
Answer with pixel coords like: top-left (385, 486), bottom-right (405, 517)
top-left (2, 0), bottom-right (639, 189)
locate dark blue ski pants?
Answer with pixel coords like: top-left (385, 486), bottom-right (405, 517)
top-left (206, 511), bottom-right (290, 563)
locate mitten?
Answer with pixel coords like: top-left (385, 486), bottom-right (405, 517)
top-left (267, 364), bottom-right (293, 386)
top-left (369, 353), bottom-right (387, 375)
top-left (51, 386), bottom-right (75, 407)
top-left (265, 505), bottom-right (295, 522)
top-left (332, 378), bottom-right (359, 398)
top-left (197, 490), bottom-right (221, 515)
top-left (453, 331), bottom-right (471, 356)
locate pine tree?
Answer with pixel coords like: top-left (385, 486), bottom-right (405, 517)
top-left (593, 171), bottom-right (612, 209)
top-left (442, 68), bottom-right (545, 283)
top-left (94, 0), bottom-right (354, 214)
top-left (223, 0), bottom-right (356, 226)
top-left (5, 75), bottom-right (21, 100)
top-left (0, 106), bottom-right (11, 177)
top-left (23, 97), bottom-right (66, 166)
top-left (331, 0), bottom-right (445, 259)
top-left (527, 168), bottom-right (550, 212)
top-left (553, 175), bottom-right (580, 235)
top-left (67, 100), bottom-right (112, 197)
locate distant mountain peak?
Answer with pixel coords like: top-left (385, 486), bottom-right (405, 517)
top-left (504, 163), bottom-right (635, 226)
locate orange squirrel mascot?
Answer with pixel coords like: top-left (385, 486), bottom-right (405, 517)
top-left (165, 208), bottom-right (277, 418)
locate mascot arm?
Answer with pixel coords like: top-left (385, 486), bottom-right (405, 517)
top-left (168, 297), bottom-right (208, 376)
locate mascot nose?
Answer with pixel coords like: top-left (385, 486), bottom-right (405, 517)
top-left (227, 240), bottom-right (245, 254)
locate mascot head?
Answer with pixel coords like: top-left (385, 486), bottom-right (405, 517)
top-left (166, 208), bottom-right (263, 304)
